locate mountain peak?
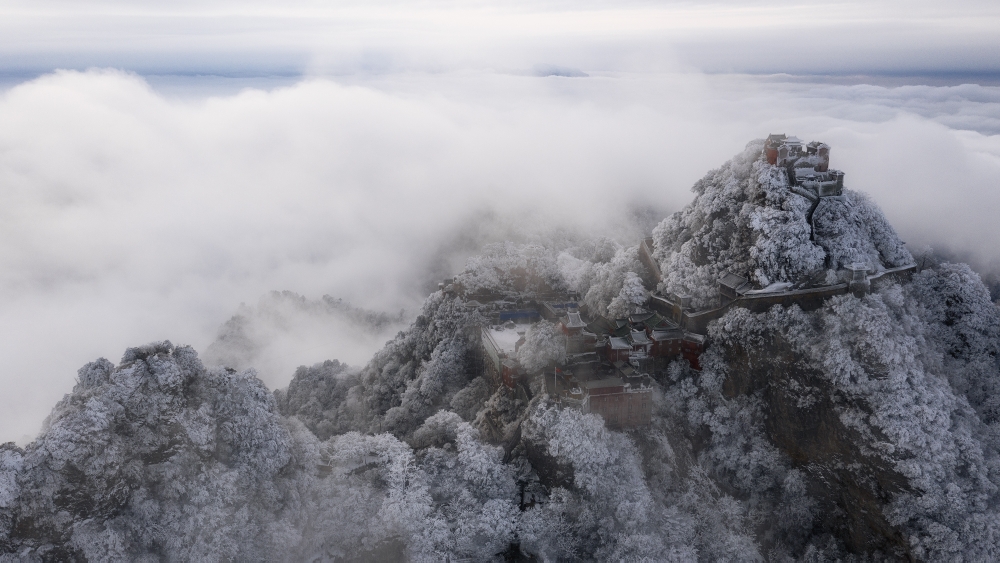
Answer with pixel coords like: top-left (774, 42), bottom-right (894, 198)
top-left (651, 137), bottom-right (912, 309)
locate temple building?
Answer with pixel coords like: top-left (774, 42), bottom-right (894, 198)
top-left (764, 133), bottom-right (845, 197)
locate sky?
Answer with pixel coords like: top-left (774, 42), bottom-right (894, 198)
top-left (1, 0), bottom-right (1000, 443)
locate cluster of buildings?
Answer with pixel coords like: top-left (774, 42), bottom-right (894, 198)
top-left (764, 133), bottom-right (845, 197)
top-left (480, 300), bottom-right (707, 428)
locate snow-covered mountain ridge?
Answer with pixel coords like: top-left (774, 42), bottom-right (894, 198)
top-left (3, 140), bottom-right (1000, 561)
top-left (651, 139), bottom-right (913, 309)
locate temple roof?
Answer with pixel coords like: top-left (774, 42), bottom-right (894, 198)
top-left (564, 311), bottom-right (587, 329)
top-left (608, 337), bottom-right (632, 350)
top-left (719, 272), bottom-right (751, 292)
top-left (586, 316), bottom-right (617, 336)
top-left (630, 330), bottom-right (651, 346)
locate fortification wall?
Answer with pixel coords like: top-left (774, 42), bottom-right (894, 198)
top-left (648, 294), bottom-right (684, 324)
top-left (648, 264), bottom-right (917, 335)
top-left (869, 264), bottom-right (915, 287)
top-left (638, 238), bottom-right (663, 287)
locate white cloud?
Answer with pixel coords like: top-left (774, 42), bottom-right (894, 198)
top-left (0, 68), bottom-right (714, 443)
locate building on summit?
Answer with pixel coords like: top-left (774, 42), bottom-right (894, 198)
top-left (764, 133), bottom-right (844, 197)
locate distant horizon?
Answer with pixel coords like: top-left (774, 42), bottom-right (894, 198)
top-left (7, 69), bottom-right (1000, 89)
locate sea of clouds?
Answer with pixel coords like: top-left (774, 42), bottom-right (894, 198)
top-left (1, 0), bottom-right (999, 443)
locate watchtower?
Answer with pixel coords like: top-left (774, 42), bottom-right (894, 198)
top-left (847, 263), bottom-right (870, 297)
top-left (807, 141), bottom-right (830, 172)
top-left (764, 133), bottom-right (787, 165)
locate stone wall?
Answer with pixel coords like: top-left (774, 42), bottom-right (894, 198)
top-left (648, 265), bottom-right (917, 335)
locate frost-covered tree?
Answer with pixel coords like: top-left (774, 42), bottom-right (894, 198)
top-left (812, 191), bottom-right (912, 272)
top-left (581, 246), bottom-right (649, 316)
top-left (448, 376), bottom-right (493, 422)
top-left (0, 443), bottom-right (20, 555)
top-left (516, 321), bottom-right (566, 374)
top-left (275, 359), bottom-right (360, 440)
top-left (456, 242), bottom-right (567, 296)
top-left (352, 292), bottom-right (488, 438)
top-left (910, 262), bottom-right (1000, 426)
top-left (3, 342), bottom-right (304, 561)
top-left (698, 275), bottom-right (1000, 561)
top-left (521, 404), bottom-right (700, 560)
top-left (607, 271), bottom-right (648, 319)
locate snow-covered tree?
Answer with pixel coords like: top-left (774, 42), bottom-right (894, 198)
top-left (515, 321), bottom-right (566, 374)
top-left (607, 271), bottom-right (648, 319)
top-left (456, 242), bottom-right (567, 296)
top-left (275, 359), bottom-right (359, 440)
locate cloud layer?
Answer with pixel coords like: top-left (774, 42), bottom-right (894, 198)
top-left (1, 68), bottom-right (999, 443)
